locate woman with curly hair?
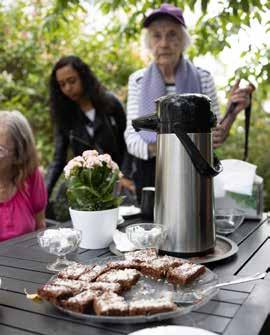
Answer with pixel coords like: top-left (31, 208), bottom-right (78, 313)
top-left (0, 111), bottom-right (47, 241)
top-left (46, 55), bottom-right (133, 198)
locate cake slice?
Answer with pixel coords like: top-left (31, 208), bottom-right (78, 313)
top-left (85, 281), bottom-right (122, 293)
top-left (140, 256), bottom-right (184, 279)
top-left (124, 248), bottom-right (158, 263)
top-left (61, 289), bottom-right (102, 313)
top-left (50, 278), bottom-right (88, 293)
top-left (129, 297), bottom-right (177, 316)
top-left (93, 291), bottom-right (129, 316)
top-left (57, 263), bottom-right (93, 280)
top-left (78, 264), bottom-right (108, 282)
top-left (96, 268), bottom-right (141, 291)
top-left (159, 255), bottom-right (185, 268)
top-left (167, 262), bottom-right (206, 285)
top-left (106, 259), bottom-right (142, 271)
top-left (51, 277), bottom-right (122, 293)
top-left (37, 284), bottom-right (73, 304)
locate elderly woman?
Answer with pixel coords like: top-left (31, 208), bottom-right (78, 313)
top-left (0, 111), bottom-right (47, 241)
top-left (125, 3), bottom-right (253, 199)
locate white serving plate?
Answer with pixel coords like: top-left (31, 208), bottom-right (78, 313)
top-left (119, 206), bottom-right (141, 217)
top-left (129, 325), bottom-right (217, 335)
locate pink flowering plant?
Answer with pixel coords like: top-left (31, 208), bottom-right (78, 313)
top-left (64, 150), bottom-right (123, 211)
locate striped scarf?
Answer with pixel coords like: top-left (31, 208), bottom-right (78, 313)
top-left (138, 56), bottom-right (202, 143)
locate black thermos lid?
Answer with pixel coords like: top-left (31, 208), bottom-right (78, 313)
top-left (157, 93), bottom-right (217, 133)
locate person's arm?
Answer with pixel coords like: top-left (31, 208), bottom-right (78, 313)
top-left (110, 95), bottom-right (127, 165)
top-left (117, 151), bottom-right (136, 195)
top-left (200, 70), bottom-right (220, 121)
top-left (124, 70), bottom-right (150, 160)
top-left (199, 69), bottom-right (225, 148)
top-left (110, 95), bottom-right (136, 194)
top-left (35, 210), bottom-right (46, 230)
top-left (28, 168), bottom-right (48, 229)
top-left (45, 127), bottom-right (69, 197)
top-left (213, 80), bottom-right (254, 148)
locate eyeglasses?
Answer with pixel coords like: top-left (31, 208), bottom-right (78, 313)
top-left (0, 145), bottom-right (12, 158)
top-left (150, 30), bottom-right (181, 43)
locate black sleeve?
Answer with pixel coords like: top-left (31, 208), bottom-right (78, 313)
top-left (45, 127), bottom-right (69, 197)
top-left (110, 96), bottom-right (136, 178)
top-left (111, 95), bottom-right (126, 133)
top-left (109, 94), bottom-right (127, 162)
top-left (120, 151), bottom-right (136, 179)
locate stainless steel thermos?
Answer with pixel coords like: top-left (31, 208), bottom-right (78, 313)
top-left (132, 94), bottom-right (222, 256)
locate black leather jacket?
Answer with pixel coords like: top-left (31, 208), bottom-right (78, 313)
top-left (45, 94), bottom-right (127, 197)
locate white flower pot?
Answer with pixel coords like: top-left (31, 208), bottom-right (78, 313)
top-left (69, 207), bottom-right (119, 249)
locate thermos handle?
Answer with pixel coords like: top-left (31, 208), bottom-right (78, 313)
top-left (173, 124), bottom-right (222, 177)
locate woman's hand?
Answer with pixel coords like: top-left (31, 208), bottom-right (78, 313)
top-left (148, 143), bottom-right (157, 158)
top-left (35, 211), bottom-right (46, 230)
top-left (227, 79), bottom-right (255, 116)
top-left (117, 177), bottom-right (136, 194)
top-left (213, 124), bottom-right (227, 148)
top-left (214, 80), bottom-right (256, 148)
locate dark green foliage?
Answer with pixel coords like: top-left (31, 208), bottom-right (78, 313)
top-left (0, 1), bottom-right (143, 169)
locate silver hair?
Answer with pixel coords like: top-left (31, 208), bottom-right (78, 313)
top-left (0, 110), bottom-right (38, 185)
top-left (143, 23), bottom-right (192, 54)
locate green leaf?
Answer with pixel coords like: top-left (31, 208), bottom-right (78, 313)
top-left (201, 0), bottom-right (209, 13)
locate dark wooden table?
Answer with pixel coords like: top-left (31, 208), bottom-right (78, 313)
top-left (0, 215), bottom-right (270, 335)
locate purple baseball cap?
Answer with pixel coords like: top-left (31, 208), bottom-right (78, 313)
top-left (143, 3), bottom-right (186, 28)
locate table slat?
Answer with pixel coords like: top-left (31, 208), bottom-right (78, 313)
top-left (0, 306), bottom-right (121, 335)
top-left (213, 289), bottom-right (248, 304)
top-left (237, 238), bottom-right (270, 275)
top-left (224, 281), bottom-right (270, 335)
top-left (197, 301), bottom-right (240, 317)
top-left (0, 266), bottom-right (51, 284)
top-left (0, 290), bottom-right (124, 334)
top-left (0, 325), bottom-right (36, 335)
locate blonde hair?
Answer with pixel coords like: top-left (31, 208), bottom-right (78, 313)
top-left (0, 110), bottom-right (39, 186)
top-left (143, 20), bottom-right (191, 54)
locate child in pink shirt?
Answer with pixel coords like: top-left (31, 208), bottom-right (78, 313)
top-left (0, 111), bottom-right (47, 242)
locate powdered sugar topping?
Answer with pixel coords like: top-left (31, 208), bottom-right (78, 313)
top-left (97, 269), bottom-right (140, 282)
top-left (174, 263), bottom-right (204, 276)
top-left (66, 290), bottom-right (99, 304)
top-left (129, 296), bottom-right (175, 309)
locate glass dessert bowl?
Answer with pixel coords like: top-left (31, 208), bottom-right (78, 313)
top-left (215, 208), bottom-right (245, 235)
top-left (37, 228), bottom-right (81, 272)
top-left (126, 223), bottom-right (167, 250)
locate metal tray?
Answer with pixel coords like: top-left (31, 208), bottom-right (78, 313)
top-left (109, 235), bottom-right (239, 265)
top-left (48, 256), bottom-right (218, 324)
